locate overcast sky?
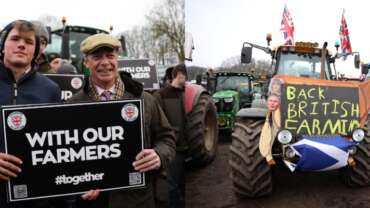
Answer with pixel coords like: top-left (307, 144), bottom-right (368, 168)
top-left (186, 0), bottom-right (370, 72)
top-left (0, 0), bottom-right (161, 35)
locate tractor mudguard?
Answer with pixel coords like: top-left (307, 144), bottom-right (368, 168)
top-left (236, 107), bottom-right (267, 118)
top-left (184, 82), bottom-right (208, 114)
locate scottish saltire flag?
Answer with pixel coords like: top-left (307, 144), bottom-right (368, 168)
top-left (280, 5), bottom-right (294, 45)
top-left (339, 10), bottom-right (352, 59)
top-left (284, 136), bottom-right (355, 172)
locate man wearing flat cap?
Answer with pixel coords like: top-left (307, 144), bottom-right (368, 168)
top-left (70, 33), bottom-right (175, 208)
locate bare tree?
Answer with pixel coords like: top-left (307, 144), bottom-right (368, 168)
top-left (219, 55), bottom-right (272, 75)
top-left (146, 0), bottom-right (185, 63)
top-left (119, 25), bottom-right (177, 66)
top-left (220, 56), bottom-right (241, 68)
top-left (187, 66), bottom-right (207, 81)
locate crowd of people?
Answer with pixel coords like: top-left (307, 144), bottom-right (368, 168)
top-left (0, 19), bottom-right (193, 208)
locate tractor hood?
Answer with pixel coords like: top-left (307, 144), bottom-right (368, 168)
top-left (270, 75), bottom-right (370, 136)
top-left (212, 90), bottom-right (238, 99)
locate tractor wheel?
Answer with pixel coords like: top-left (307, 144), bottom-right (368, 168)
top-left (185, 94), bottom-right (218, 168)
top-left (229, 118), bottom-right (273, 198)
top-left (342, 120), bottom-right (370, 187)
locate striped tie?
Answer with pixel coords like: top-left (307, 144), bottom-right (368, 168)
top-left (101, 91), bottom-right (112, 101)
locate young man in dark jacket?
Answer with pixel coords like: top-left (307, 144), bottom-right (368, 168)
top-left (69, 33), bottom-right (176, 208)
top-left (0, 20), bottom-right (75, 208)
top-left (153, 64), bottom-right (188, 208)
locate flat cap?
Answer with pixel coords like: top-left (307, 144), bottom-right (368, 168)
top-left (80, 33), bottom-right (121, 54)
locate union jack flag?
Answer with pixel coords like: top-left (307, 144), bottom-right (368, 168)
top-left (280, 5), bottom-right (294, 45)
top-left (339, 11), bottom-right (352, 56)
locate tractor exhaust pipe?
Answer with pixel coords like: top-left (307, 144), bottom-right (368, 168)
top-left (320, 42), bottom-right (328, 79)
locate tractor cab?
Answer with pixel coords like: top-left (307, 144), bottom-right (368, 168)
top-left (45, 18), bottom-right (127, 75)
top-left (45, 25), bottom-right (108, 70)
top-left (210, 72), bottom-right (254, 131)
top-left (273, 42), bottom-right (333, 79)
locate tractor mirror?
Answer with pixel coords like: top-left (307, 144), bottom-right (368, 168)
top-left (119, 35), bottom-right (127, 57)
top-left (207, 76), bottom-right (216, 94)
top-left (46, 26), bottom-right (52, 44)
top-left (362, 64), bottom-right (369, 75)
top-left (196, 74), bottom-right (202, 85)
top-left (241, 46), bottom-right (252, 64)
top-left (354, 54), bottom-right (360, 69)
top-left (185, 32), bottom-right (194, 61)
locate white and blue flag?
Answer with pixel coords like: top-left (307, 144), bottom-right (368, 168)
top-left (284, 135), bottom-right (355, 172)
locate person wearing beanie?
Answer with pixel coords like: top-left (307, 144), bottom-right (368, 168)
top-left (56, 60), bottom-right (78, 74)
top-left (31, 20), bottom-right (59, 73)
top-left (0, 20), bottom-right (73, 208)
top-left (154, 63), bottom-right (188, 208)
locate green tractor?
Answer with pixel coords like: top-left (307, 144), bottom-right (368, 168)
top-left (208, 72), bottom-right (254, 132)
top-left (45, 23), bottom-right (126, 75)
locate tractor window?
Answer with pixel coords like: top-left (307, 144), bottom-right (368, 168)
top-left (69, 32), bottom-right (91, 63)
top-left (45, 33), bottom-right (62, 54)
top-left (216, 76), bottom-right (250, 91)
top-left (277, 53), bottom-right (330, 79)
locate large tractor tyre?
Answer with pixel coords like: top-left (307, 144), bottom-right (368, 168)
top-left (229, 118), bottom-right (273, 198)
top-left (342, 120), bottom-right (370, 187)
top-left (185, 94), bottom-right (218, 168)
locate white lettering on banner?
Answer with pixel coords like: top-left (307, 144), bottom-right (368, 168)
top-left (131, 73), bottom-right (150, 79)
top-left (121, 66), bottom-right (150, 73)
top-left (135, 66), bottom-right (150, 72)
top-left (25, 126), bottom-right (126, 166)
top-left (25, 126), bottom-right (124, 147)
top-left (83, 126), bottom-right (124, 143)
top-left (26, 129), bottom-right (79, 148)
top-left (54, 172), bottom-right (104, 185)
top-left (31, 144), bottom-right (122, 166)
top-left (121, 66), bottom-right (151, 79)
top-left (61, 91), bottom-right (73, 100)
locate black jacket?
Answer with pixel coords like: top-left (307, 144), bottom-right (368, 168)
top-left (0, 63), bottom-right (73, 208)
top-left (0, 63), bottom-right (61, 105)
top-left (154, 85), bottom-right (188, 152)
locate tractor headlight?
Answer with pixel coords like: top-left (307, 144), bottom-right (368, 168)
top-left (277, 129), bottom-right (293, 144)
top-left (224, 97), bottom-right (233, 103)
top-left (213, 97), bottom-right (220, 103)
top-left (352, 128), bottom-right (365, 142)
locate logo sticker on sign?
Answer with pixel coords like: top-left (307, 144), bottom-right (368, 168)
top-left (121, 104), bottom-right (139, 122)
top-left (148, 60), bottom-right (155, 66)
top-left (71, 77), bottom-right (83, 89)
top-left (7, 111), bottom-right (27, 131)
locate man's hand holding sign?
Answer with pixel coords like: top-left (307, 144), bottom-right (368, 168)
top-left (82, 148), bottom-right (161, 201)
top-left (0, 153), bottom-right (22, 181)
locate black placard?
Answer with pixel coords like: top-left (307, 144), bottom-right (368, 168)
top-left (280, 84), bottom-right (360, 136)
top-left (118, 59), bottom-right (159, 89)
top-left (45, 74), bottom-right (85, 101)
top-left (1, 100), bottom-right (145, 202)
